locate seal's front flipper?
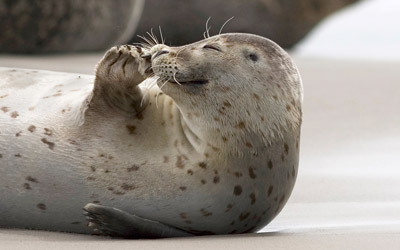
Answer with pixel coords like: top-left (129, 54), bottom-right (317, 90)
top-left (90, 45), bottom-right (152, 115)
top-left (83, 203), bottom-right (194, 239)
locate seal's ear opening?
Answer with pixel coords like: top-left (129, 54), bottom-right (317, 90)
top-left (248, 53), bottom-right (259, 62)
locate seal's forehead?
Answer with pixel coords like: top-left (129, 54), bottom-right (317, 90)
top-left (219, 33), bottom-right (286, 56)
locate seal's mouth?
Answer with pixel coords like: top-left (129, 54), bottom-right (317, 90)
top-left (168, 79), bottom-right (208, 85)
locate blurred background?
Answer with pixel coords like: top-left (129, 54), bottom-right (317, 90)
top-left (1, 0), bottom-right (400, 247)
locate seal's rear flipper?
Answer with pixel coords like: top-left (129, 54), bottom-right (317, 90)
top-left (89, 45), bottom-right (152, 115)
top-left (83, 203), bottom-right (194, 239)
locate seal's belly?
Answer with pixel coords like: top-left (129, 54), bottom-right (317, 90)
top-left (0, 68), bottom-right (96, 232)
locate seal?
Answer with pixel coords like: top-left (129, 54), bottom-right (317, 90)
top-left (0, 33), bottom-right (303, 238)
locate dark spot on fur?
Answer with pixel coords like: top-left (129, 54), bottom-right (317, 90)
top-left (14, 153), bottom-right (22, 157)
top-left (204, 153), bottom-right (209, 158)
top-left (200, 208), bottom-right (213, 217)
top-left (201, 179), bottom-right (206, 185)
top-left (126, 125), bottom-right (136, 134)
top-left (249, 192), bottom-right (256, 205)
top-left (1, 106), bottom-right (9, 113)
top-left (235, 121), bottom-right (246, 129)
top-left (286, 104), bottom-right (291, 111)
top-left (245, 142), bottom-right (253, 148)
top-left (121, 183), bottom-right (136, 191)
top-left (223, 101), bottom-right (232, 107)
top-left (187, 169), bottom-right (194, 175)
top-left (44, 128), bottom-right (53, 136)
top-left (207, 143), bottom-right (220, 152)
top-left (180, 212), bottom-right (187, 219)
top-left (222, 136), bottom-right (228, 142)
top-left (0, 94), bottom-right (8, 99)
top-left (26, 176), bottom-right (38, 183)
top-left (41, 138), bottom-right (55, 150)
top-left (225, 204), bottom-right (233, 212)
top-left (163, 156), bottom-right (169, 163)
top-left (268, 160), bottom-right (273, 169)
top-left (23, 183), bottom-right (31, 190)
top-left (136, 112), bottom-right (144, 120)
top-left (234, 172), bottom-right (243, 178)
top-left (284, 143), bottom-right (289, 154)
top-left (176, 156), bottom-right (185, 169)
top-left (0, 154), bottom-right (2, 158)
top-left (239, 212), bottom-right (250, 221)
top-left (248, 168), bottom-right (257, 179)
top-left (90, 166), bottom-right (96, 172)
top-left (10, 111), bottom-right (19, 118)
top-left (37, 203), bottom-right (47, 210)
top-left (92, 200), bottom-right (100, 204)
top-left (198, 162), bottom-right (207, 169)
top-left (179, 186), bottom-right (187, 191)
top-left (15, 131), bottom-right (22, 137)
top-left (127, 165), bottom-right (139, 172)
top-left (253, 93), bottom-right (260, 100)
top-left (267, 186), bottom-right (274, 197)
top-left (281, 153), bottom-right (285, 161)
top-left (213, 176), bottom-right (220, 184)
top-left (234, 185), bottom-right (242, 196)
top-left (27, 125), bottom-right (36, 132)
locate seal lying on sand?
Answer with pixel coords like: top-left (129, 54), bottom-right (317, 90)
top-left (0, 33), bottom-right (302, 238)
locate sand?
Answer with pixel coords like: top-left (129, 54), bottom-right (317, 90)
top-left (0, 54), bottom-right (399, 249)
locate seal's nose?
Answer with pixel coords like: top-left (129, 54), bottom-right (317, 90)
top-left (153, 50), bottom-right (169, 59)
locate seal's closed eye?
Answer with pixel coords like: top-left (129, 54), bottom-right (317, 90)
top-left (203, 44), bottom-right (221, 52)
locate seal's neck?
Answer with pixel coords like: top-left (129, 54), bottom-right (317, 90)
top-left (176, 104), bottom-right (298, 158)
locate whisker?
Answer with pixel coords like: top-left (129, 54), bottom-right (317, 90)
top-left (173, 72), bottom-right (182, 86)
top-left (156, 79), bottom-right (169, 109)
top-left (205, 17), bottom-right (211, 38)
top-left (146, 31), bottom-right (158, 45)
top-left (149, 28), bottom-right (159, 44)
top-left (219, 16), bottom-right (234, 35)
top-left (138, 35), bottom-right (155, 47)
top-left (159, 26), bottom-right (165, 44)
top-left (175, 47), bottom-right (185, 59)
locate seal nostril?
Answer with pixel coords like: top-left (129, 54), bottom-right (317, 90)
top-left (153, 50), bottom-right (169, 59)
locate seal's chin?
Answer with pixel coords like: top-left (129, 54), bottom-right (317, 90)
top-left (168, 79), bottom-right (208, 85)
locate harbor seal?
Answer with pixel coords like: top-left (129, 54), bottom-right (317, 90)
top-left (0, 33), bottom-right (303, 238)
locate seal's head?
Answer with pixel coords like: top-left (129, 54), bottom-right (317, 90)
top-left (150, 33), bottom-right (302, 150)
